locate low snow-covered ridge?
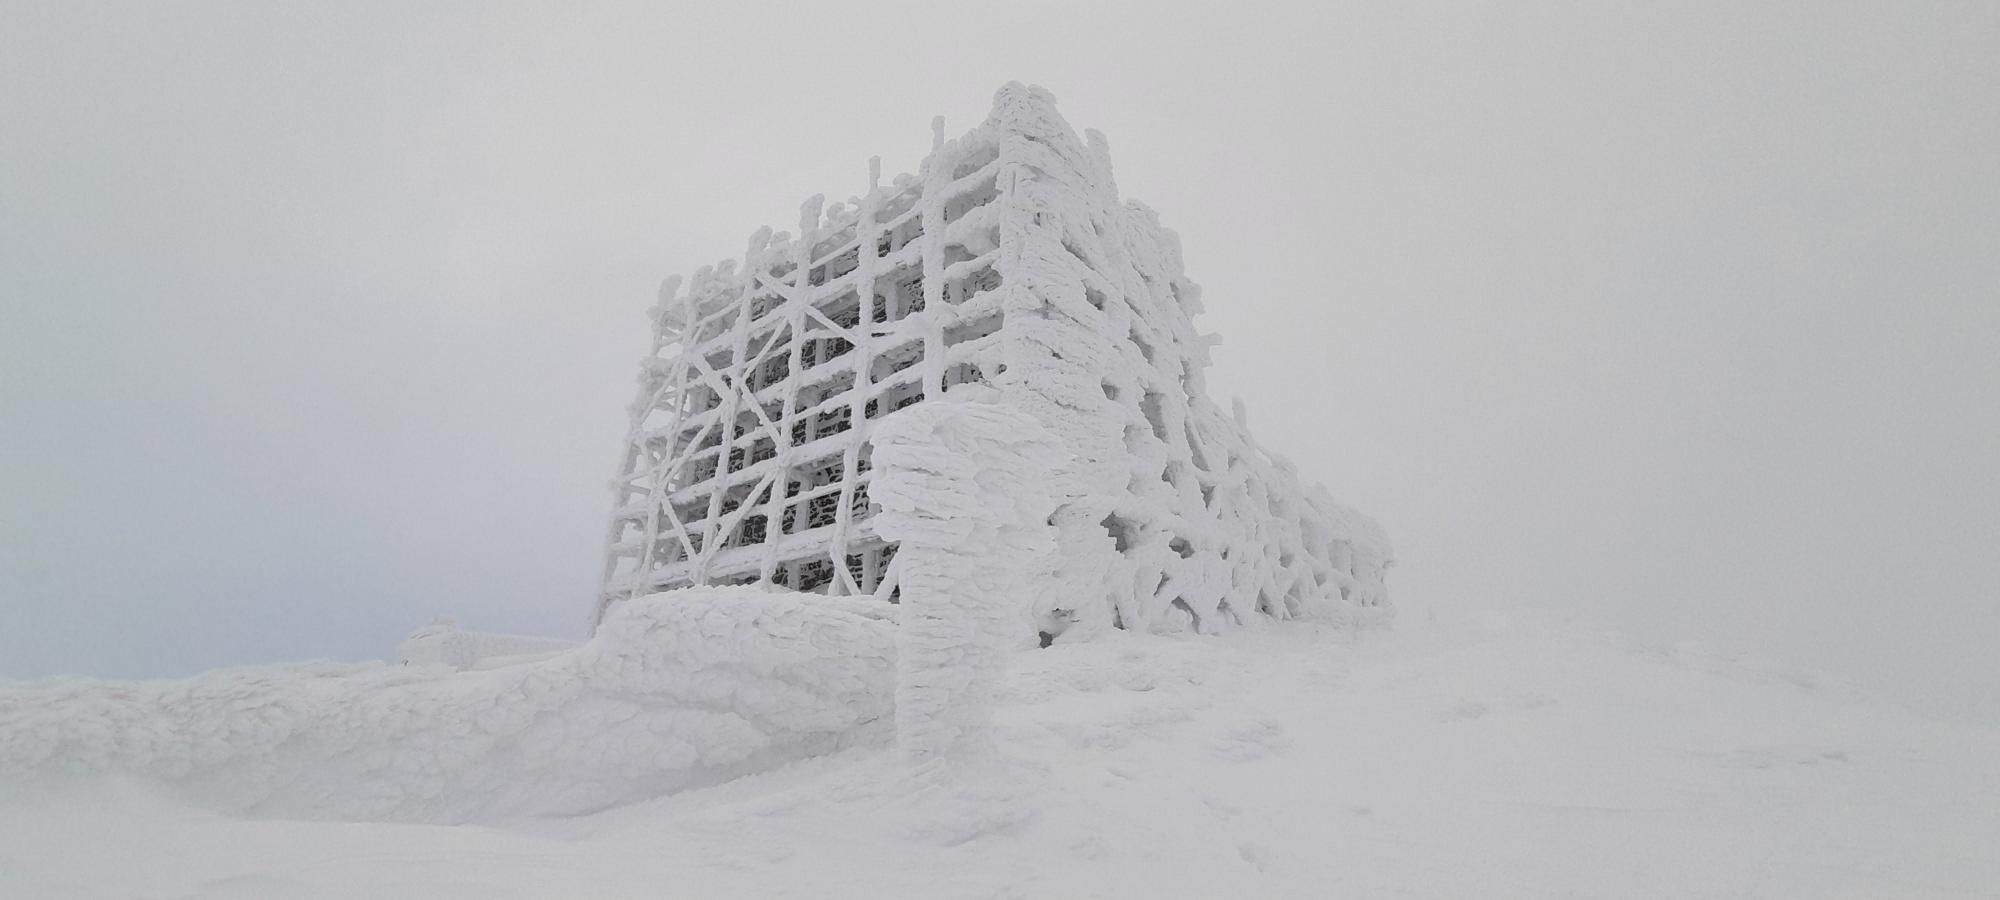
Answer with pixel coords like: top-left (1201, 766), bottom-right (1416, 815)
top-left (395, 622), bottom-right (579, 670)
top-left (0, 587), bottom-right (896, 823)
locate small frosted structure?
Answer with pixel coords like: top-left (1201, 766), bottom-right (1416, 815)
top-left (601, 84), bottom-right (1390, 636)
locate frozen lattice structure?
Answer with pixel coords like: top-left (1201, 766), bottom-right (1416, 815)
top-left (602, 84), bottom-right (1390, 636)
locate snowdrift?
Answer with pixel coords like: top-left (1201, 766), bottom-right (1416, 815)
top-left (0, 588), bottom-right (896, 823)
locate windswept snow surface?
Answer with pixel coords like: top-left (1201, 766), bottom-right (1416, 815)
top-left (5, 613), bottom-right (1999, 899)
top-left (0, 588), bottom-right (895, 823)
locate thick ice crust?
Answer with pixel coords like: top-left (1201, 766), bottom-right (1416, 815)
top-left (870, 392), bottom-right (1068, 769)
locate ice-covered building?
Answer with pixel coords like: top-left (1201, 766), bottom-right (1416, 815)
top-left (600, 84), bottom-right (1389, 636)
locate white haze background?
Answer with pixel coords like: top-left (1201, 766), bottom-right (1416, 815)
top-left (3, 2), bottom-right (1995, 723)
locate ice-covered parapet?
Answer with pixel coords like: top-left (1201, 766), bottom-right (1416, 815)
top-left (601, 82), bottom-right (1391, 633)
top-left (0, 588), bottom-right (896, 823)
top-left (869, 390), bottom-right (1069, 772)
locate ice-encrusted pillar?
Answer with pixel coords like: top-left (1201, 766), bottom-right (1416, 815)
top-left (869, 388), bottom-right (1069, 774)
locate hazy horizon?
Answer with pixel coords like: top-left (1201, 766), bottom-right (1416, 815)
top-left (4, 2), bottom-right (1995, 724)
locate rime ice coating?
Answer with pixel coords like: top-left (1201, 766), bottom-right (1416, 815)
top-left (869, 391), bottom-right (1069, 771)
top-left (0, 589), bottom-right (896, 823)
top-left (603, 83), bottom-right (1391, 634)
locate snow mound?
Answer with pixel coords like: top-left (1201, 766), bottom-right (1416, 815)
top-left (0, 588), bottom-right (896, 823)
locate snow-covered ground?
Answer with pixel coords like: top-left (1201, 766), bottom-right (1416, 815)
top-left (0, 588), bottom-right (896, 823)
top-left (4, 611), bottom-right (1996, 899)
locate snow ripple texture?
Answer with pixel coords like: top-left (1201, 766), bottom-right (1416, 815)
top-left (0, 588), bottom-right (896, 823)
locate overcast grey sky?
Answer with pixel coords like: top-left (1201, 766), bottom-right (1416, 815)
top-left (3, 1), bottom-right (1995, 721)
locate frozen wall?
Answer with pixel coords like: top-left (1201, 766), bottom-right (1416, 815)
top-left (870, 391), bottom-right (1069, 770)
top-left (0, 588), bottom-right (895, 823)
